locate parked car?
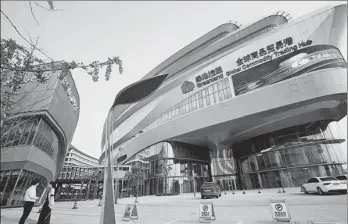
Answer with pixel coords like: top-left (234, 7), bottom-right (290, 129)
top-left (335, 175), bottom-right (347, 184)
top-left (200, 182), bottom-right (221, 199)
top-left (301, 176), bottom-right (347, 195)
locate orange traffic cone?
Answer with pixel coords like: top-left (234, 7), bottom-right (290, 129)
top-left (130, 204), bottom-right (138, 220)
top-left (122, 205), bottom-right (132, 221)
top-left (72, 200), bottom-right (78, 209)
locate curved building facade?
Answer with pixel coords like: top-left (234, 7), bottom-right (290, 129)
top-left (63, 145), bottom-right (99, 168)
top-left (0, 62), bottom-right (80, 207)
top-left (100, 4), bottom-right (347, 195)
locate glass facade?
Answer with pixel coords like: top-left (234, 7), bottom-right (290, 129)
top-left (0, 169), bottom-right (47, 207)
top-left (123, 142), bottom-right (210, 196)
top-left (143, 77), bottom-right (232, 132)
top-left (234, 121), bottom-right (347, 189)
top-left (210, 148), bottom-right (237, 176)
top-left (1, 115), bottom-right (63, 207)
top-left (1, 116), bottom-right (61, 161)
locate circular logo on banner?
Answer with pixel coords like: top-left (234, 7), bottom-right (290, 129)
top-left (203, 205), bottom-right (209, 211)
top-left (275, 204), bottom-right (283, 211)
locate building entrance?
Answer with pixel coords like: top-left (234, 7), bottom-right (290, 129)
top-left (214, 176), bottom-right (237, 192)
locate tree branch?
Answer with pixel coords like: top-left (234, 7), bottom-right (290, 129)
top-left (33, 1), bottom-right (63, 11)
top-left (29, 1), bottom-right (40, 25)
top-left (0, 9), bottom-right (54, 61)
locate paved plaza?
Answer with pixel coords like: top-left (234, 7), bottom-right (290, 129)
top-left (1, 188), bottom-right (347, 224)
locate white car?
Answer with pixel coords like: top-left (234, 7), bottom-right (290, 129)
top-left (335, 175), bottom-right (347, 184)
top-left (301, 176), bottom-right (347, 195)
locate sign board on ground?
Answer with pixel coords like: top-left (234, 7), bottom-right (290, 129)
top-left (199, 202), bottom-right (216, 223)
top-left (122, 204), bottom-right (138, 221)
top-left (269, 200), bottom-right (291, 222)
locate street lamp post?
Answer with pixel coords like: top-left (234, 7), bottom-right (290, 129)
top-left (114, 147), bottom-right (123, 204)
top-left (99, 74), bottom-right (168, 224)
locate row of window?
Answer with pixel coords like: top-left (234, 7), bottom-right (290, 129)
top-left (240, 142), bottom-right (346, 174)
top-left (1, 116), bottom-right (61, 161)
top-left (241, 164), bottom-right (345, 189)
top-left (66, 151), bottom-right (98, 165)
top-left (0, 169), bottom-right (47, 207)
top-left (143, 78), bottom-right (232, 133)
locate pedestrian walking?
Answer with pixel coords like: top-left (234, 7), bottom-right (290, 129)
top-left (19, 179), bottom-right (40, 224)
top-left (37, 181), bottom-right (56, 224)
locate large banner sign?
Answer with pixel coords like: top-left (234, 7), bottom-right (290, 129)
top-left (231, 45), bottom-right (346, 96)
top-left (193, 36), bottom-right (311, 89)
top-left (226, 37), bottom-right (312, 76)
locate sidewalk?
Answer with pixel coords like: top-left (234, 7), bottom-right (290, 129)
top-left (1, 187), bottom-right (345, 224)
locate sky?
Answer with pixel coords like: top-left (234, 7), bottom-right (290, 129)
top-left (1, 1), bottom-right (346, 159)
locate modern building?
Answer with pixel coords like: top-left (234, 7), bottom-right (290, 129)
top-left (99, 4), bottom-right (347, 195)
top-left (55, 145), bottom-right (99, 199)
top-left (0, 62), bottom-right (80, 207)
top-left (63, 145), bottom-right (99, 168)
top-left (56, 164), bottom-right (131, 200)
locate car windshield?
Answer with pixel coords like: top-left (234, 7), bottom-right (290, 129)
top-left (202, 183), bottom-right (214, 188)
top-left (336, 176), bottom-right (347, 180)
top-left (319, 177), bottom-right (337, 181)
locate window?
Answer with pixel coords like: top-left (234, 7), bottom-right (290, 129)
top-left (319, 177), bottom-right (337, 182)
top-left (336, 175), bottom-right (347, 180)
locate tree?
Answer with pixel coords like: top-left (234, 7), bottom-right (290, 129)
top-left (124, 171), bottom-right (138, 196)
top-left (0, 1), bottom-right (124, 128)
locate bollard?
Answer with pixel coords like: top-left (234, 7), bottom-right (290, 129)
top-left (98, 198), bottom-right (102, 206)
top-left (258, 188), bottom-right (261, 194)
top-left (232, 188), bottom-right (235, 194)
top-left (72, 200), bottom-right (78, 209)
top-left (242, 189), bottom-right (246, 194)
top-left (278, 188), bottom-right (281, 193)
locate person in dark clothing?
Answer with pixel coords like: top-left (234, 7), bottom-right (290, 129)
top-left (19, 179), bottom-right (40, 224)
top-left (37, 181), bottom-right (56, 224)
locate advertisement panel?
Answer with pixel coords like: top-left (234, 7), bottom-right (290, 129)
top-left (191, 32), bottom-right (346, 97)
top-left (231, 45), bottom-right (346, 96)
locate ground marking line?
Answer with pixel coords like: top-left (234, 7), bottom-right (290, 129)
top-left (164, 219), bottom-right (181, 224)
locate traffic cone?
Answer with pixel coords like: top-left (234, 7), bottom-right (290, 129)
top-left (130, 204), bottom-right (138, 220)
top-left (122, 205), bottom-right (132, 221)
top-left (72, 200), bottom-right (78, 209)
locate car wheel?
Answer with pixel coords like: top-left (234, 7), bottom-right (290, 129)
top-left (302, 186), bottom-right (308, 194)
top-left (317, 187), bottom-right (324, 195)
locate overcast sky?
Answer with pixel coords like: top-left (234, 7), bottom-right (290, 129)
top-left (1, 1), bottom-right (346, 159)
